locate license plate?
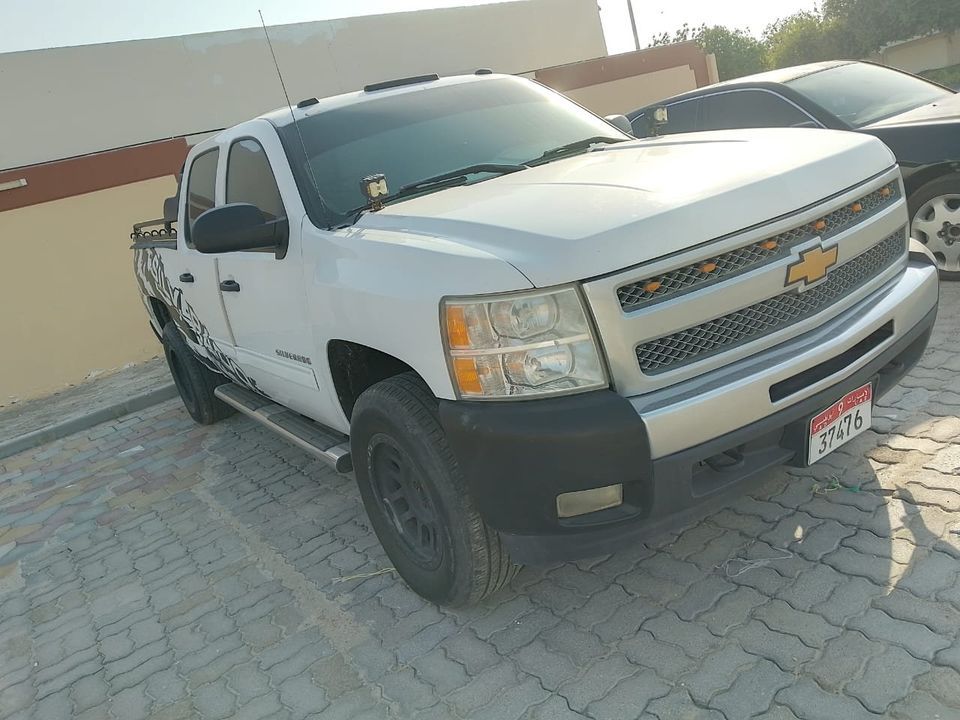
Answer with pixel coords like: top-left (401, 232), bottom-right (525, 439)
top-left (808, 383), bottom-right (872, 465)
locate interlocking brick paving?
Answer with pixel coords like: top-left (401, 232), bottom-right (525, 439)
top-left (2, 286), bottom-right (960, 719)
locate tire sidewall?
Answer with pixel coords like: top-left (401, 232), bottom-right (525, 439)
top-left (161, 322), bottom-right (231, 425)
top-left (162, 323), bottom-right (206, 422)
top-left (909, 175), bottom-right (960, 280)
top-left (351, 390), bottom-right (476, 606)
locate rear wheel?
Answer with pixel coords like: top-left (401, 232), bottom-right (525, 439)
top-left (162, 322), bottom-right (235, 425)
top-left (351, 373), bottom-right (519, 606)
top-left (909, 176), bottom-right (960, 279)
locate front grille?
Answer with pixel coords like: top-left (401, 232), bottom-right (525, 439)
top-left (635, 228), bottom-right (906, 375)
top-left (618, 181), bottom-right (900, 312)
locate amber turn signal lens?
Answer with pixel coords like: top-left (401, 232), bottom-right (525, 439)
top-left (851, 202), bottom-right (863, 213)
top-left (814, 219), bottom-right (827, 232)
top-left (643, 280), bottom-right (662, 293)
top-left (880, 186), bottom-right (892, 197)
top-left (699, 262), bottom-right (717, 273)
top-left (452, 357), bottom-right (482, 394)
top-left (445, 306), bottom-right (470, 349)
top-left (760, 240), bottom-right (778, 251)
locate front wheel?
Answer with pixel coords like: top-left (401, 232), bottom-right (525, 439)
top-left (351, 373), bottom-right (519, 606)
top-left (909, 176), bottom-right (960, 280)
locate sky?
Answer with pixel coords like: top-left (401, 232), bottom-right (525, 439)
top-left (0, 0), bottom-right (818, 55)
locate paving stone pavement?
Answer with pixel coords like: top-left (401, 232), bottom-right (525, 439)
top-left (2, 286), bottom-right (960, 719)
top-left (0, 357), bottom-right (169, 439)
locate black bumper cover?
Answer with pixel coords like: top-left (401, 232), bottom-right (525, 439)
top-left (439, 305), bottom-right (936, 564)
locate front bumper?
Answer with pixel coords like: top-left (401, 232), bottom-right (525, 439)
top-left (438, 260), bottom-right (938, 564)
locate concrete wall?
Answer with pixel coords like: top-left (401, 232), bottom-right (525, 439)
top-left (0, 0), bottom-right (607, 170)
top-left (535, 42), bottom-right (713, 116)
top-left (0, 178), bottom-right (175, 402)
top-left (564, 66), bottom-right (698, 115)
top-left (871, 29), bottom-right (960, 74)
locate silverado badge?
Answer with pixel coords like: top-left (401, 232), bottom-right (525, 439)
top-left (786, 244), bottom-right (838, 288)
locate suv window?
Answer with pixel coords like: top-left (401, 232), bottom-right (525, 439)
top-left (185, 149), bottom-right (218, 247)
top-left (630, 99), bottom-right (699, 137)
top-left (699, 90), bottom-right (813, 130)
top-left (226, 139), bottom-right (285, 221)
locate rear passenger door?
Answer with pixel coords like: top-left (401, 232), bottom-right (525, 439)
top-left (176, 147), bottom-right (234, 346)
top-left (698, 90), bottom-right (819, 130)
top-left (213, 127), bottom-right (321, 411)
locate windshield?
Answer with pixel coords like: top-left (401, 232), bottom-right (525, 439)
top-left (786, 62), bottom-right (952, 128)
top-left (275, 77), bottom-right (627, 226)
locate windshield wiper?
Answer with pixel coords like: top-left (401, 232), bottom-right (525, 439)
top-left (528, 136), bottom-right (629, 165)
top-left (392, 163), bottom-right (528, 199)
top-left (340, 163), bottom-right (527, 226)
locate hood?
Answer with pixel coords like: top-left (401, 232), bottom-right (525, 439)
top-left (357, 128), bottom-right (896, 287)
top-left (866, 92), bottom-right (960, 127)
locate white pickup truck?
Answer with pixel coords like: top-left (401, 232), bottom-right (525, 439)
top-left (133, 72), bottom-right (939, 606)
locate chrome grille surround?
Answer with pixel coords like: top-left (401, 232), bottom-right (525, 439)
top-left (617, 181), bottom-right (901, 312)
top-left (635, 228), bottom-right (906, 375)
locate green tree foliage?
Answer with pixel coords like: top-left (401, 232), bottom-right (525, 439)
top-left (650, 23), bottom-right (766, 80)
top-left (763, 11), bottom-right (846, 69)
top-left (652, 0), bottom-right (960, 73)
top-left (822, 0), bottom-right (960, 54)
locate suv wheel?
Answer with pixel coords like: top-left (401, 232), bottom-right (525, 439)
top-left (909, 176), bottom-right (960, 279)
top-left (162, 322), bottom-right (235, 425)
top-left (351, 372), bottom-right (519, 606)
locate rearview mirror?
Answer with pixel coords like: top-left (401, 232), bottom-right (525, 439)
top-left (192, 203), bottom-right (288, 257)
top-left (604, 114), bottom-right (634, 136)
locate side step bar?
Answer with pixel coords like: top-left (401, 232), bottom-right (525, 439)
top-left (214, 383), bottom-right (352, 473)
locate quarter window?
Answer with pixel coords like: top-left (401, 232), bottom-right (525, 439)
top-left (226, 139), bottom-right (285, 221)
top-left (185, 149), bottom-right (218, 247)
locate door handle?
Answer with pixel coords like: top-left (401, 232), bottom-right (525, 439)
top-left (219, 279), bottom-right (240, 293)
top-left (179, 273), bottom-right (194, 283)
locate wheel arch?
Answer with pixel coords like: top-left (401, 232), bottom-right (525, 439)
top-left (327, 339), bottom-right (431, 421)
top-left (903, 162), bottom-right (960, 202)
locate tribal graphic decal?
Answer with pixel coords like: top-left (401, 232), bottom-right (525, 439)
top-left (134, 248), bottom-right (260, 393)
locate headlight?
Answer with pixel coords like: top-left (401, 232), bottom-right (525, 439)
top-left (442, 286), bottom-right (607, 399)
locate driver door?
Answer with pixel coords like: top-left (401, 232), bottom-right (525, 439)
top-left (213, 127), bottom-right (319, 412)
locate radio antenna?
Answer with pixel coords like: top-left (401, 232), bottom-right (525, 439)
top-left (258, 10), bottom-right (323, 210)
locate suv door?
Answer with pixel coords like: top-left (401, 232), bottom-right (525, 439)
top-left (214, 130), bottom-right (320, 411)
top-left (698, 90), bottom-right (819, 130)
top-left (176, 147), bottom-right (235, 346)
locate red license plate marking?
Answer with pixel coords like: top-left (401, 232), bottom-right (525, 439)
top-left (808, 383), bottom-right (872, 464)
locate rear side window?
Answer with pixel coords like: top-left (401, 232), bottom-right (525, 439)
top-left (185, 149), bottom-right (218, 247)
top-left (631, 99), bottom-right (700, 137)
top-left (699, 91), bottom-right (813, 130)
top-left (226, 139), bottom-right (285, 221)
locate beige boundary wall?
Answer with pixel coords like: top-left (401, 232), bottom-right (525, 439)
top-left (869, 29), bottom-right (960, 74)
top-left (0, 178), bottom-right (176, 403)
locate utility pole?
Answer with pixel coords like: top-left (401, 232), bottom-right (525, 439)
top-left (626, 0), bottom-right (640, 51)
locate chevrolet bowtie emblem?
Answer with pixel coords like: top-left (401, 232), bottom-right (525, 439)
top-left (786, 244), bottom-right (838, 287)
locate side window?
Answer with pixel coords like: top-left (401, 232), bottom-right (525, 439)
top-left (699, 91), bottom-right (813, 131)
top-left (185, 149), bottom-right (218, 247)
top-left (631, 100), bottom-right (700, 137)
top-left (226, 139), bottom-right (285, 221)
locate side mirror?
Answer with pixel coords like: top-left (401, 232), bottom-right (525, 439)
top-left (192, 203), bottom-right (288, 257)
top-left (604, 114), bottom-right (634, 136)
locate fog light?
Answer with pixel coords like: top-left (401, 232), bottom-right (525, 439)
top-left (556, 484), bottom-right (623, 518)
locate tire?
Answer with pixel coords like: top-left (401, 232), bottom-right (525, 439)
top-left (161, 322), bottom-right (235, 425)
top-left (351, 372), bottom-right (519, 606)
top-left (908, 175), bottom-right (960, 280)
